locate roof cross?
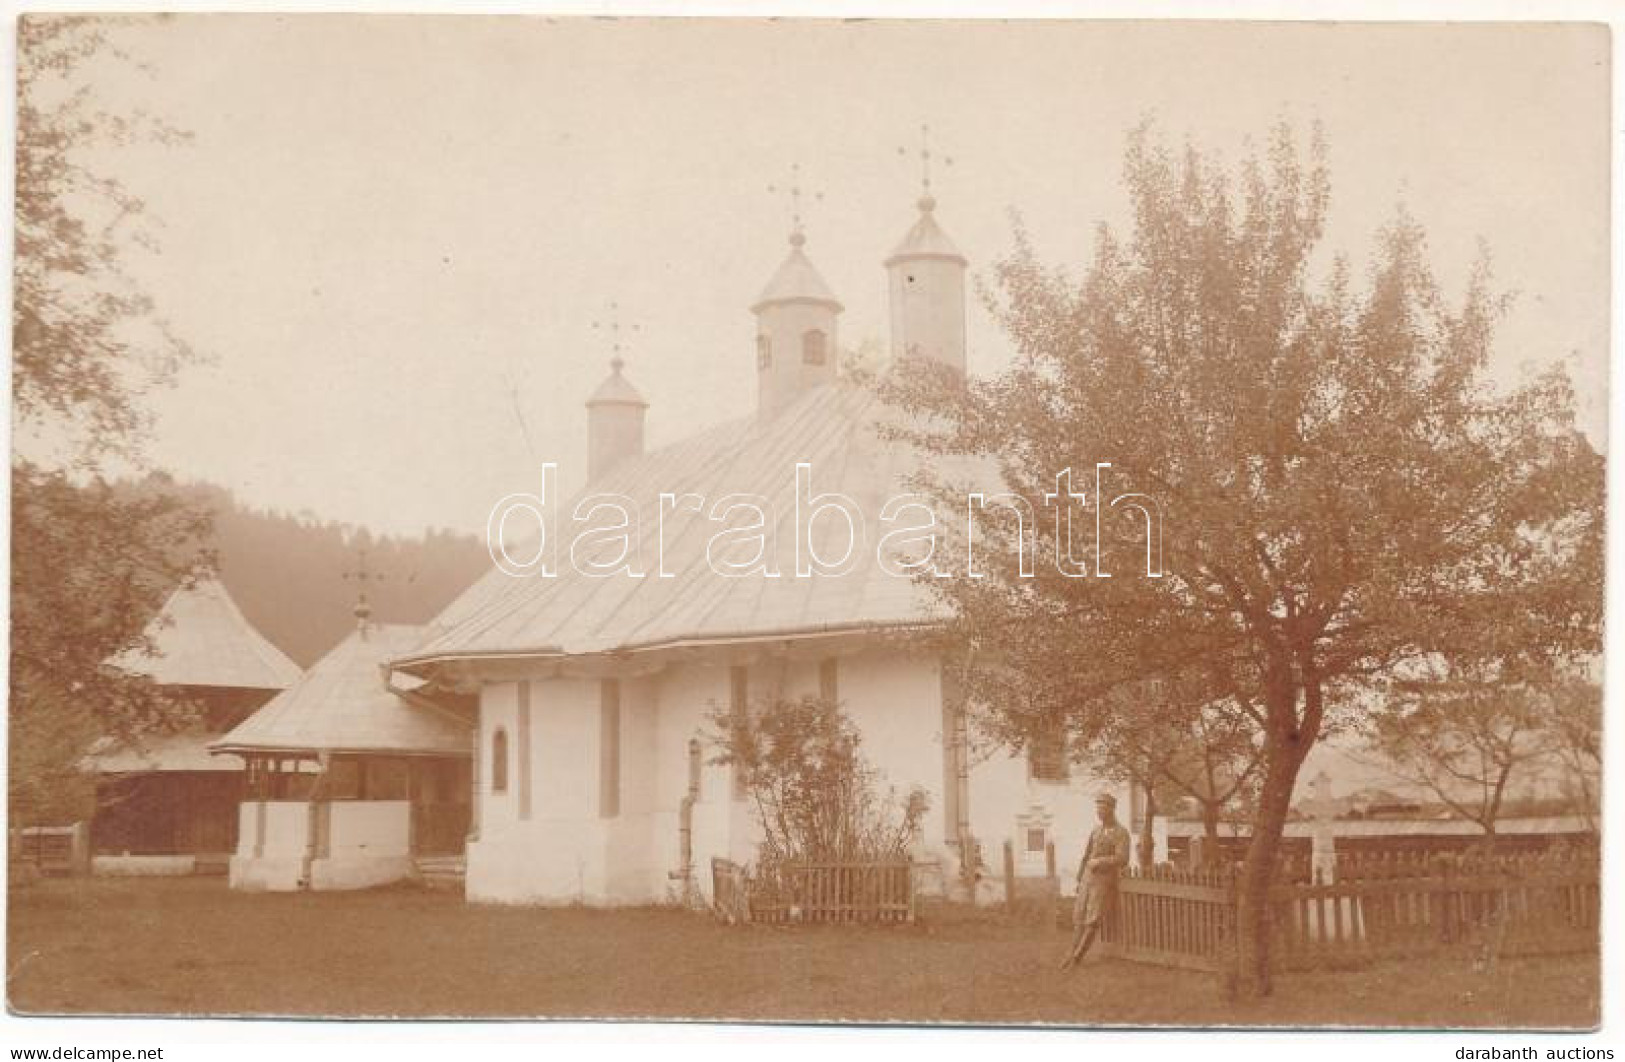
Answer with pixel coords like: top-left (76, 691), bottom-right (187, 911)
top-left (591, 301), bottom-right (640, 374)
top-left (899, 123), bottom-right (953, 204)
top-left (768, 163), bottom-right (823, 246)
top-left (342, 546), bottom-right (385, 630)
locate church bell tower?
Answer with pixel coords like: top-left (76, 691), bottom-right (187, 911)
top-left (886, 126), bottom-right (967, 374)
top-left (753, 165), bottom-right (842, 419)
top-left (584, 303), bottom-right (648, 480)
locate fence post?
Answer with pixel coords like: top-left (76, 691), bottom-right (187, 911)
top-left (1311, 822), bottom-right (1336, 885)
top-left (1220, 869), bottom-right (1241, 1000)
top-left (1003, 839), bottom-right (1016, 910)
top-left (69, 821), bottom-right (91, 875)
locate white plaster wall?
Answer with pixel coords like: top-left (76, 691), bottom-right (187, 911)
top-left (651, 663), bottom-right (745, 898)
top-left (229, 799), bottom-right (415, 892)
top-left (467, 680), bottom-right (534, 901)
top-left (838, 650), bottom-right (947, 827)
top-left (93, 855), bottom-right (196, 877)
top-left (889, 255), bottom-right (967, 372)
top-left (469, 677), bottom-right (612, 903)
top-left (311, 801), bottom-right (413, 890)
top-left (326, 800), bottom-right (410, 856)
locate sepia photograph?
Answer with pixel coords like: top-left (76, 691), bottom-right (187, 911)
top-left (4, 7), bottom-right (1610, 1044)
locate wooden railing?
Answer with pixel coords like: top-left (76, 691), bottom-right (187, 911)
top-left (1096, 851), bottom-right (1598, 974)
top-left (710, 856), bottom-right (915, 925)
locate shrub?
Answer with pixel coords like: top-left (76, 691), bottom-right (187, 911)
top-left (706, 694), bottom-right (929, 871)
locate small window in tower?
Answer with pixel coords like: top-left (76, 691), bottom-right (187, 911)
top-left (756, 334), bottom-right (772, 370)
top-left (802, 329), bottom-right (827, 366)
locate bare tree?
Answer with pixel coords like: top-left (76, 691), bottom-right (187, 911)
top-left (1362, 660), bottom-right (1558, 841)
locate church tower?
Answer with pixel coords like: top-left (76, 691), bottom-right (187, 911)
top-left (886, 128), bottom-right (967, 373)
top-left (753, 166), bottom-right (842, 418)
top-left (585, 329), bottom-right (648, 481)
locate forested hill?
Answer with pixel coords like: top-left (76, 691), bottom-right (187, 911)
top-left (160, 478), bottom-right (491, 667)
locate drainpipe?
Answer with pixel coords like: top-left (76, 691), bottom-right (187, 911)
top-left (668, 738), bottom-right (702, 903)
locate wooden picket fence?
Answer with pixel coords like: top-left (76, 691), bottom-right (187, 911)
top-left (1096, 849), bottom-right (1599, 974)
top-left (1099, 864), bottom-right (1238, 972)
top-left (710, 856), bottom-right (916, 925)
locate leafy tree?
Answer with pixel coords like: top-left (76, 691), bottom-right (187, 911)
top-left (10, 16), bottom-right (210, 825)
top-left (10, 471), bottom-right (211, 822)
top-left (14, 16), bottom-right (194, 456)
top-left (883, 123), bottom-right (1602, 994)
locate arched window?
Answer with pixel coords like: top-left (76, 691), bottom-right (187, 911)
top-left (491, 727), bottom-right (509, 794)
top-left (756, 334), bottom-right (772, 370)
top-left (802, 329), bottom-right (827, 366)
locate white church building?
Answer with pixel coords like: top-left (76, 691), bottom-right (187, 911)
top-left (391, 188), bottom-right (1142, 906)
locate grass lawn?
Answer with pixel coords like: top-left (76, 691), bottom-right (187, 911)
top-left (6, 877), bottom-right (1599, 1027)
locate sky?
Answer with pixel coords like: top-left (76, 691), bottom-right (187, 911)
top-left (35, 16), bottom-right (1611, 536)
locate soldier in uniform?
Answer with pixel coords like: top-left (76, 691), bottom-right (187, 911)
top-left (1060, 792), bottom-right (1131, 971)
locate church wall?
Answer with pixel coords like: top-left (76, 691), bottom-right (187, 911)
top-left (463, 647), bottom-right (1143, 907)
top-left (650, 662), bottom-right (756, 895)
top-left (835, 649), bottom-right (949, 844)
top-left (467, 678), bottom-right (614, 904)
top-left (601, 675), bottom-right (664, 902)
top-left (469, 664), bottom-right (761, 905)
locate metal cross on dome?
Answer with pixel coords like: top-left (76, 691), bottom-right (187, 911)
top-left (342, 545), bottom-right (384, 628)
top-left (343, 546), bottom-right (417, 632)
top-left (768, 162), bottom-right (823, 244)
top-left (899, 123), bottom-right (953, 198)
top-left (592, 301), bottom-right (640, 373)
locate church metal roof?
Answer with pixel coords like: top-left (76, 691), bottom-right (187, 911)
top-left (587, 360), bottom-right (649, 407)
top-left (398, 382), bottom-right (993, 671)
top-left (885, 197), bottom-right (967, 267)
top-left (107, 577), bottom-right (302, 692)
top-left (212, 623), bottom-right (470, 757)
top-left (751, 238), bottom-right (844, 312)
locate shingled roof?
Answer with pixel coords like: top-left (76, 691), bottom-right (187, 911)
top-left (213, 624), bottom-right (469, 757)
top-left (108, 577), bottom-right (301, 692)
top-left (398, 381), bottom-right (993, 671)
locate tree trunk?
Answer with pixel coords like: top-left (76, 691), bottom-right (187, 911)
top-left (1234, 706), bottom-right (1311, 998)
top-left (1138, 785), bottom-right (1156, 870)
top-left (1201, 800), bottom-right (1221, 861)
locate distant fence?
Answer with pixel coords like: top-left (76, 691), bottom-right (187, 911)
top-left (1096, 848), bottom-right (1598, 974)
top-left (710, 856), bottom-right (916, 925)
top-left (11, 824), bottom-right (90, 876)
